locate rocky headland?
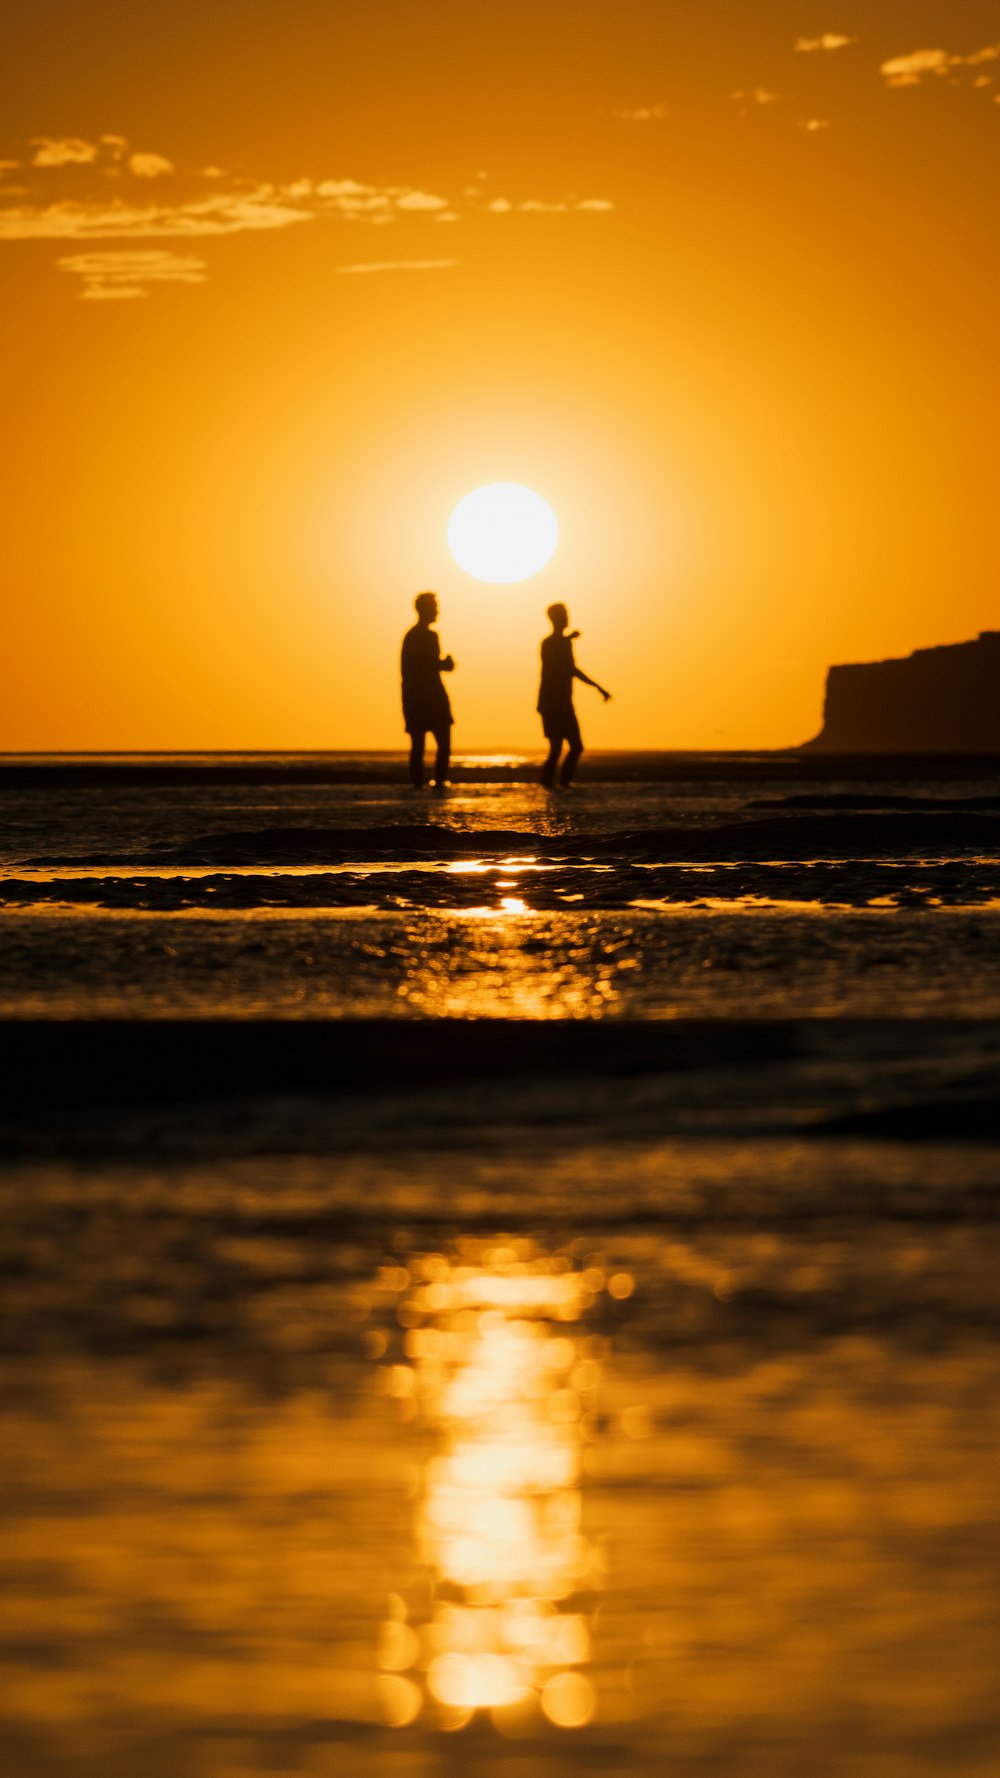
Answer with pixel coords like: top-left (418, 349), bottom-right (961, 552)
top-left (805, 631), bottom-right (1000, 752)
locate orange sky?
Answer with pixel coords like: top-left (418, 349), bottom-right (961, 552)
top-left (3, 0), bottom-right (999, 751)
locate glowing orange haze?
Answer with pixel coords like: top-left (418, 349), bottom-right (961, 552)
top-left (3, 0), bottom-right (998, 750)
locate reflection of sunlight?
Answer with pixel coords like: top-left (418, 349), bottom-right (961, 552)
top-left (377, 1242), bottom-right (605, 1731)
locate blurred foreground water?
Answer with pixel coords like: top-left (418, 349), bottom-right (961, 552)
top-left (2, 1124), bottom-right (999, 1777)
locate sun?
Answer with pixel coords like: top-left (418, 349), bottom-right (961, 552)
top-left (448, 483), bottom-right (559, 584)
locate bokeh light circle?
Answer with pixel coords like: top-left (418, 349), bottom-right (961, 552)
top-left (447, 483), bottom-right (559, 584)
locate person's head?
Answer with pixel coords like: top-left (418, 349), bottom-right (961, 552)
top-left (547, 602), bottom-right (569, 634)
top-left (414, 591), bottom-right (439, 624)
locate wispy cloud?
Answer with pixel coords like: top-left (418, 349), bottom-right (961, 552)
top-left (799, 118), bottom-right (833, 132)
top-left (881, 42), bottom-right (1000, 87)
top-left (485, 195), bottom-right (613, 214)
top-left (2, 133), bottom-right (615, 299)
top-left (613, 103), bottom-right (668, 121)
top-left (31, 137), bottom-right (101, 167)
top-left (337, 259), bottom-right (458, 275)
top-left (795, 34), bottom-right (856, 54)
top-left (732, 88), bottom-right (781, 107)
top-left (0, 189), bottom-right (313, 240)
top-left (129, 152), bottom-right (175, 179)
top-left (58, 249), bottom-right (207, 300)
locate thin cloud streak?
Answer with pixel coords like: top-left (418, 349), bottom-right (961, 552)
top-left (795, 34), bottom-right (856, 54)
top-left (486, 196), bottom-right (613, 214)
top-left (0, 190), bottom-right (314, 240)
top-left (732, 88), bottom-right (781, 107)
top-left (613, 103), bottom-right (668, 121)
top-left (58, 248), bottom-right (207, 299)
top-left (337, 259), bottom-right (459, 275)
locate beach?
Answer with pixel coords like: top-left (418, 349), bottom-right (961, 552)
top-left (1, 753), bottom-right (999, 1776)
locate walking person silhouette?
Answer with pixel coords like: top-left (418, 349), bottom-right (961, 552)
top-left (537, 603), bottom-right (611, 788)
top-left (401, 591), bottom-right (456, 790)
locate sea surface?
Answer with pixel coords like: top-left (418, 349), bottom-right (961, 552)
top-left (1, 752), bottom-right (999, 1776)
top-left (3, 750), bottom-right (1000, 1020)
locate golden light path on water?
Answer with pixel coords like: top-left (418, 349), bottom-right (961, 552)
top-left (374, 1243), bottom-right (633, 1732)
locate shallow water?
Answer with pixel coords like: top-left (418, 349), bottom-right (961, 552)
top-left (5, 902), bottom-right (1000, 1020)
top-left (2, 754), bottom-right (999, 1775)
top-left (2, 756), bottom-right (999, 1020)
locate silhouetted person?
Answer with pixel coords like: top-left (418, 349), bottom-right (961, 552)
top-left (538, 603), bottom-right (610, 788)
top-left (401, 591), bottom-right (455, 789)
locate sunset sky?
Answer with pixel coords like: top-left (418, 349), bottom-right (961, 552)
top-left (4, 0), bottom-right (999, 751)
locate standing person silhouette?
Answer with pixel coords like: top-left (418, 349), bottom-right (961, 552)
top-left (538, 603), bottom-right (611, 789)
top-left (401, 591), bottom-right (456, 790)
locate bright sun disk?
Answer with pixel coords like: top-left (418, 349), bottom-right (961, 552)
top-left (448, 483), bottom-right (559, 584)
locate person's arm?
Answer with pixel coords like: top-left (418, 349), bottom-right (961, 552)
top-left (573, 664), bottom-right (611, 702)
top-left (435, 633), bottom-right (456, 673)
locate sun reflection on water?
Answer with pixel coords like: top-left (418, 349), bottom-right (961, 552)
top-left (376, 1242), bottom-right (607, 1732)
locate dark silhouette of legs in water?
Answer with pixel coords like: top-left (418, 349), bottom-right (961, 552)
top-left (409, 725), bottom-right (451, 789)
top-left (541, 714), bottom-right (584, 788)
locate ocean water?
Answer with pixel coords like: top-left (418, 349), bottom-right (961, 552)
top-left (2, 751), bottom-right (1000, 1019)
top-left (2, 753), bottom-right (999, 1776)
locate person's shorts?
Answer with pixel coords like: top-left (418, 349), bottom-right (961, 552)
top-left (404, 707), bottom-right (452, 737)
top-left (540, 710), bottom-right (582, 748)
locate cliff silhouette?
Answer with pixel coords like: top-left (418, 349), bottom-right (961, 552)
top-left (805, 631), bottom-right (1000, 753)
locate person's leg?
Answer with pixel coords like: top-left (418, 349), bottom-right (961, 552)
top-left (541, 729), bottom-right (561, 788)
top-left (409, 730), bottom-right (426, 788)
top-left (432, 724), bottom-right (451, 788)
top-left (559, 714), bottom-right (583, 786)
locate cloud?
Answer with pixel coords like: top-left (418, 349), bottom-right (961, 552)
top-left (881, 42), bottom-right (1000, 87)
top-left (795, 34), bottom-right (856, 53)
top-left (31, 136), bottom-right (101, 167)
top-left (487, 194), bottom-right (613, 214)
top-left (58, 248), bottom-right (207, 300)
top-left (732, 88), bottom-right (781, 106)
top-left (337, 259), bottom-right (458, 275)
top-left (129, 152), bottom-right (175, 179)
top-left (287, 176), bottom-right (453, 217)
top-left (613, 103), bottom-right (668, 121)
top-left (0, 189), bottom-right (313, 240)
top-left (394, 189), bottom-right (450, 212)
top-left (2, 134), bottom-right (615, 298)
top-left (799, 118), bottom-right (833, 131)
